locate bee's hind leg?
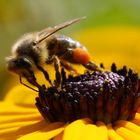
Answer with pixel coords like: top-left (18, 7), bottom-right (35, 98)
top-left (53, 56), bottom-right (61, 87)
top-left (83, 61), bottom-right (102, 72)
top-left (60, 60), bottom-right (79, 75)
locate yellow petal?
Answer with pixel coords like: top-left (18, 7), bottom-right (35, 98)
top-left (0, 102), bottom-right (38, 115)
top-left (18, 122), bottom-right (65, 140)
top-left (4, 85), bottom-right (37, 104)
top-left (114, 126), bottom-right (140, 140)
top-left (0, 102), bottom-right (42, 125)
top-left (0, 126), bottom-right (21, 139)
top-left (80, 124), bottom-right (99, 140)
top-left (0, 113), bottom-right (41, 124)
top-left (62, 118), bottom-right (91, 140)
top-left (0, 120), bottom-right (49, 139)
top-left (0, 120), bottom-right (39, 130)
top-left (115, 120), bottom-right (140, 136)
top-left (96, 121), bottom-right (108, 140)
top-left (107, 124), bottom-right (125, 140)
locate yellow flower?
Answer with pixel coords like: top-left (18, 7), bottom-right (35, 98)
top-left (1, 26), bottom-right (140, 140)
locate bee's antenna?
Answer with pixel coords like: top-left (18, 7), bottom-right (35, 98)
top-left (19, 76), bottom-right (38, 92)
top-left (36, 17), bottom-right (86, 44)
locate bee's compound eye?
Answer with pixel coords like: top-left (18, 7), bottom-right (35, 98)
top-left (32, 41), bottom-right (37, 46)
top-left (17, 57), bottom-right (32, 68)
top-left (7, 59), bottom-right (17, 71)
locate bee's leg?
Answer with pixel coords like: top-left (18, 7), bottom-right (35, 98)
top-left (60, 59), bottom-right (79, 75)
top-left (83, 61), bottom-right (102, 72)
top-left (36, 65), bottom-right (53, 86)
top-left (20, 70), bottom-right (40, 91)
top-left (19, 76), bottom-right (39, 92)
top-left (53, 56), bottom-right (61, 87)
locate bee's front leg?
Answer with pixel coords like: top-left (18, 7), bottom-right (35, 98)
top-left (20, 70), bottom-right (41, 91)
top-left (36, 65), bottom-right (53, 86)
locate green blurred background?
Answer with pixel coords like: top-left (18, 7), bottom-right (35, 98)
top-left (0, 0), bottom-right (140, 99)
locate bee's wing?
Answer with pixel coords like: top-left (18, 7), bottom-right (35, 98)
top-left (36, 17), bottom-right (86, 44)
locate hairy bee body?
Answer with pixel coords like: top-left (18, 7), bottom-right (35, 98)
top-left (11, 33), bottom-right (88, 66)
top-left (47, 35), bottom-right (88, 64)
top-left (6, 17), bottom-right (99, 90)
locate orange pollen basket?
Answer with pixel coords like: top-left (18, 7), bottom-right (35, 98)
top-left (73, 48), bottom-right (91, 65)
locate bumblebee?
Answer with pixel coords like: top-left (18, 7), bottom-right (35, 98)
top-left (6, 17), bottom-right (99, 91)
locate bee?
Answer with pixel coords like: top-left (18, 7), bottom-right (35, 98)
top-left (6, 17), bottom-right (99, 91)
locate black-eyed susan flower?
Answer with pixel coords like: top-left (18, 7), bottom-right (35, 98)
top-left (1, 27), bottom-right (140, 140)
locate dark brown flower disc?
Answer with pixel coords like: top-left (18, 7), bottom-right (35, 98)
top-left (36, 63), bottom-right (140, 124)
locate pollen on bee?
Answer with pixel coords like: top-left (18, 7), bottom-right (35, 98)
top-left (73, 48), bottom-right (91, 65)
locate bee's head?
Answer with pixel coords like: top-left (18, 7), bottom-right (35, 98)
top-left (11, 33), bottom-right (39, 56)
top-left (6, 56), bottom-right (34, 78)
